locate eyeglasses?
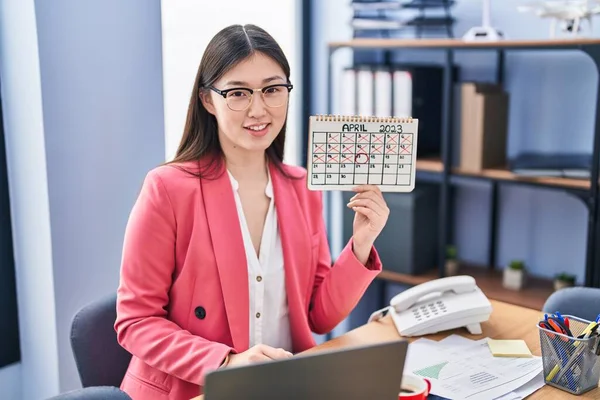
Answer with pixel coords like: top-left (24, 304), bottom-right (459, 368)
top-left (206, 83), bottom-right (293, 111)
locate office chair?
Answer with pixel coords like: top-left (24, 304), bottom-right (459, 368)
top-left (46, 386), bottom-right (131, 400)
top-left (70, 293), bottom-right (132, 388)
top-left (543, 287), bottom-right (600, 322)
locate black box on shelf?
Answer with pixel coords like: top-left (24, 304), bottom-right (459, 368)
top-left (394, 64), bottom-right (445, 158)
top-left (341, 182), bottom-right (440, 275)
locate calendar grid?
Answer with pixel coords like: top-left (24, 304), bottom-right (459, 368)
top-left (308, 118), bottom-right (418, 192)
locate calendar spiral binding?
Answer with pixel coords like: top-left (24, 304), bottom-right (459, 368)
top-left (313, 114), bottom-right (413, 123)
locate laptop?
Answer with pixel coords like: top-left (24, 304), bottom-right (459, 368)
top-left (203, 340), bottom-right (408, 400)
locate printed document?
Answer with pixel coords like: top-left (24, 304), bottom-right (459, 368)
top-left (439, 335), bottom-right (544, 399)
top-left (405, 335), bottom-right (543, 399)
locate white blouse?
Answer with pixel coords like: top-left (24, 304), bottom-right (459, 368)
top-left (227, 169), bottom-right (293, 352)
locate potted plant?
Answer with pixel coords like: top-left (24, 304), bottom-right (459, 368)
top-left (554, 272), bottom-right (576, 291)
top-left (503, 260), bottom-right (527, 290)
top-left (445, 245), bottom-right (459, 276)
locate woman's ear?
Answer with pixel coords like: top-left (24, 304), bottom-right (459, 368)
top-left (199, 89), bottom-right (216, 116)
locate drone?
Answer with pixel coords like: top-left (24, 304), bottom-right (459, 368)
top-left (518, 0), bottom-right (600, 37)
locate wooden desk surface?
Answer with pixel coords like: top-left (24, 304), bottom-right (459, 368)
top-left (195, 300), bottom-right (600, 399)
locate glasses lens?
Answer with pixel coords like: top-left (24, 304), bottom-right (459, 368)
top-left (263, 85), bottom-right (289, 108)
top-left (226, 89), bottom-right (252, 111)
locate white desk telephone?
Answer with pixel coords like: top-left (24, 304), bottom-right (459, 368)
top-left (368, 275), bottom-right (492, 336)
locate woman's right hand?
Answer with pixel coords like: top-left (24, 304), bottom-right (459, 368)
top-left (226, 344), bottom-right (293, 367)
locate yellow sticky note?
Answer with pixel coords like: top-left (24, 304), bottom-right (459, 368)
top-left (487, 339), bottom-right (532, 358)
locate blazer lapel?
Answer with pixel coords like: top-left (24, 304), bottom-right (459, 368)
top-left (200, 162), bottom-right (249, 352)
top-left (270, 163), bottom-right (313, 352)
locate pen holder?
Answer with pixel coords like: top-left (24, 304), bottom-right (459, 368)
top-left (538, 315), bottom-right (600, 395)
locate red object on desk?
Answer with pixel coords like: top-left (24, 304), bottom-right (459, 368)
top-left (399, 374), bottom-right (431, 400)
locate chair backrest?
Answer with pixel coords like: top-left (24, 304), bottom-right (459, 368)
top-left (70, 293), bottom-right (131, 388)
top-left (47, 386), bottom-right (132, 400)
top-left (543, 287), bottom-right (600, 322)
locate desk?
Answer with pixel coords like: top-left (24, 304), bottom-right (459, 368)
top-left (194, 300), bottom-right (600, 399)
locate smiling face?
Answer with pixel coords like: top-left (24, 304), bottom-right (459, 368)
top-left (201, 52), bottom-right (290, 159)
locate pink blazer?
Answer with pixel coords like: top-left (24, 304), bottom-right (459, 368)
top-left (114, 159), bottom-right (382, 400)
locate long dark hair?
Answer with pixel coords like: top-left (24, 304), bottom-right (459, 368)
top-left (167, 24), bottom-right (293, 178)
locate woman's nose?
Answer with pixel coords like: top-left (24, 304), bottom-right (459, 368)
top-left (247, 92), bottom-right (267, 118)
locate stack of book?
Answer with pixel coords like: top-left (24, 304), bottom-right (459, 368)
top-left (350, 0), bottom-right (456, 38)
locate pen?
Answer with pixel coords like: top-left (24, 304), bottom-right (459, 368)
top-left (554, 343), bottom-right (584, 390)
top-left (539, 322), bottom-right (566, 382)
top-left (574, 322), bottom-right (598, 347)
top-left (555, 329), bottom-right (598, 390)
top-left (552, 312), bottom-right (571, 329)
top-left (546, 364), bottom-right (560, 382)
top-left (544, 342), bottom-right (562, 383)
top-left (555, 312), bottom-right (564, 322)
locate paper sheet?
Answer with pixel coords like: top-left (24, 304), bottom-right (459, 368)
top-left (405, 336), bottom-right (543, 400)
top-left (439, 335), bottom-right (545, 399)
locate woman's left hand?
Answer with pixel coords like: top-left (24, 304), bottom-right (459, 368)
top-left (347, 185), bottom-right (389, 262)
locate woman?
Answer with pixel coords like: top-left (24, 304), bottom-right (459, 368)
top-left (114, 23), bottom-right (390, 400)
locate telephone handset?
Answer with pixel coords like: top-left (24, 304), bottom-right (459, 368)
top-left (368, 275), bottom-right (492, 337)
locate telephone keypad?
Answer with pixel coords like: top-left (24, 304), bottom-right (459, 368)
top-left (412, 300), bottom-right (448, 321)
top-left (412, 308), bottom-right (423, 321)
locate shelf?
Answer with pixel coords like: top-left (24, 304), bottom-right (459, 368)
top-left (377, 263), bottom-right (555, 310)
top-left (400, 1), bottom-right (456, 9)
top-left (352, 0), bottom-right (455, 10)
top-left (330, 37), bottom-right (600, 50)
top-left (454, 166), bottom-right (591, 190)
top-left (414, 158), bottom-right (591, 191)
top-left (324, 35), bottom-right (600, 289)
top-left (416, 157), bottom-right (443, 172)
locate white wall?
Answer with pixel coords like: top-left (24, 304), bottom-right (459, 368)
top-left (0, 0), bottom-right (59, 398)
top-left (33, 0), bottom-right (166, 393)
top-left (0, 364), bottom-right (21, 400)
top-left (161, 0), bottom-right (303, 165)
top-left (0, 0), bottom-right (166, 398)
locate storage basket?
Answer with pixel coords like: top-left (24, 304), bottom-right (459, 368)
top-left (538, 315), bottom-right (600, 395)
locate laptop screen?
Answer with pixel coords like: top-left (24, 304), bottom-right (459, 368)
top-left (203, 340), bottom-right (408, 400)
